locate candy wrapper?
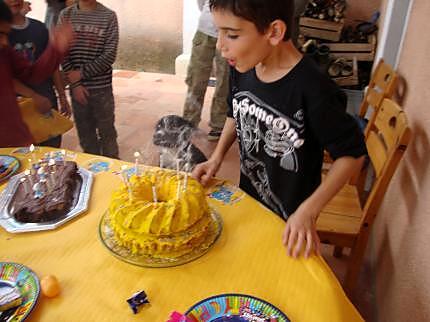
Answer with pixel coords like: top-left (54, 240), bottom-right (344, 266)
top-left (127, 290), bottom-right (149, 314)
top-left (167, 312), bottom-right (194, 322)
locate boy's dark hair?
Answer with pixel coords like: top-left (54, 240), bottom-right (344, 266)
top-left (209, 0), bottom-right (295, 40)
top-left (0, 0), bottom-right (13, 23)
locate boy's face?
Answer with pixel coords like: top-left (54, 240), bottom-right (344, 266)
top-left (0, 21), bottom-right (11, 49)
top-left (3, 0), bottom-right (24, 16)
top-left (212, 9), bottom-right (272, 73)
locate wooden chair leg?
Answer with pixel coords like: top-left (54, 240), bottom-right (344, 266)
top-left (333, 246), bottom-right (343, 258)
top-left (344, 231), bottom-right (370, 295)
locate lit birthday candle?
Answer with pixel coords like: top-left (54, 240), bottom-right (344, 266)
top-left (121, 165), bottom-right (133, 200)
top-left (183, 173), bottom-right (188, 191)
top-left (134, 151), bottom-right (140, 176)
top-left (29, 144), bottom-right (36, 165)
top-left (176, 159), bottom-right (180, 178)
top-left (20, 177), bottom-right (30, 194)
top-left (159, 153), bottom-right (164, 169)
top-left (24, 169), bottom-right (34, 187)
top-left (37, 167), bottom-right (51, 193)
top-left (176, 176), bottom-right (181, 199)
top-left (61, 149), bottom-right (66, 166)
top-left (33, 182), bottom-right (44, 199)
top-left (152, 185), bottom-right (158, 203)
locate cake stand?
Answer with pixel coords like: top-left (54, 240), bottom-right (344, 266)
top-left (98, 209), bottom-right (222, 268)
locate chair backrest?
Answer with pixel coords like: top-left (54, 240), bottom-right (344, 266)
top-left (358, 59), bottom-right (398, 137)
top-left (359, 98), bottom-right (411, 228)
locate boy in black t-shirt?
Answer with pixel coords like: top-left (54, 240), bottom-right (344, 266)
top-left (192, 0), bottom-right (367, 259)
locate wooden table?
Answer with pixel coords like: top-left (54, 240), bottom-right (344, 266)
top-left (0, 147), bottom-right (364, 322)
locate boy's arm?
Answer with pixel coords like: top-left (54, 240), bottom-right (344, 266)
top-left (192, 117), bottom-right (237, 186)
top-left (13, 79), bottom-right (52, 114)
top-left (282, 155), bottom-right (365, 258)
top-left (52, 69), bottom-right (72, 117)
top-left (57, 12), bottom-right (74, 73)
top-left (78, 12), bottom-right (119, 80)
top-left (11, 23), bottom-right (73, 84)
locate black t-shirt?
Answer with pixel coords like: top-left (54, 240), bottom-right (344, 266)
top-left (227, 56), bottom-right (367, 220)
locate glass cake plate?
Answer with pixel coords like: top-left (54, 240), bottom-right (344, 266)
top-left (0, 168), bottom-right (93, 233)
top-left (99, 209), bottom-right (222, 268)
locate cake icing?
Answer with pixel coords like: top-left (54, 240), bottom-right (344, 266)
top-left (12, 161), bottom-right (81, 223)
top-left (109, 169), bottom-right (211, 258)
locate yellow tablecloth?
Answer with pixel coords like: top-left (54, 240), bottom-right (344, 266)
top-left (0, 147), bottom-right (364, 322)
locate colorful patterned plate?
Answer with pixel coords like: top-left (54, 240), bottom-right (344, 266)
top-left (0, 155), bottom-right (20, 183)
top-left (0, 262), bottom-right (40, 321)
top-left (185, 294), bottom-right (290, 322)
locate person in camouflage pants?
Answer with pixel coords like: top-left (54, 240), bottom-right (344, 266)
top-left (183, 0), bottom-right (229, 141)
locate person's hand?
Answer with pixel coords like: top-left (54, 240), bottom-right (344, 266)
top-left (66, 70), bottom-right (82, 84)
top-left (66, 0), bottom-right (75, 7)
top-left (50, 22), bottom-right (74, 54)
top-left (32, 93), bottom-right (52, 114)
top-left (72, 85), bottom-right (89, 106)
top-left (192, 158), bottom-right (221, 186)
top-left (58, 95), bottom-right (72, 117)
top-left (282, 203), bottom-right (321, 259)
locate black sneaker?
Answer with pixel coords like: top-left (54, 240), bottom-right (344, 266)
top-left (207, 129), bottom-right (222, 141)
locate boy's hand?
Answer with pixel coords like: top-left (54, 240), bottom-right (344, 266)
top-left (32, 93), bottom-right (52, 114)
top-left (50, 22), bottom-right (74, 54)
top-left (282, 204), bottom-right (321, 259)
top-left (72, 85), bottom-right (89, 106)
top-left (192, 158), bottom-right (221, 186)
top-left (66, 70), bottom-right (82, 84)
top-left (58, 95), bottom-right (72, 117)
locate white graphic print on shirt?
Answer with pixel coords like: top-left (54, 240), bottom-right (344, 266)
top-left (232, 91), bottom-right (305, 218)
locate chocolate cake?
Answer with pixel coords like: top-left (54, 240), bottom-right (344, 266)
top-left (11, 161), bottom-right (82, 223)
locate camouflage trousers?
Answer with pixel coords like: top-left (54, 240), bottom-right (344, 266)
top-left (182, 31), bottom-right (229, 131)
top-left (72, 86), bottom-right (119, 159)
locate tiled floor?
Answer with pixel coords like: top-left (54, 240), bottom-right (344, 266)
top-left (62, 71), bottom-right (375, 322)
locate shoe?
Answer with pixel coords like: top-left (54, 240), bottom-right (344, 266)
top-left (207, 129), bottom-right (222, 141)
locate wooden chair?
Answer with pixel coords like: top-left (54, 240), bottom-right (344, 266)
top-left (358, 58), bottom-right (399, 138)
top-left (323, 59), bottom-right (398, 164)
top-left (317, 98), bottom-right (411, 294)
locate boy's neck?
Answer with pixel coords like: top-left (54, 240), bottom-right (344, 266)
top-left (12, 14), bottom-right (26, 27)
top-left (78, 0), bottom-right (97, 11)
top-left (256, 40), bottom-right (303, 83)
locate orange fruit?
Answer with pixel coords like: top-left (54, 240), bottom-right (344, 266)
top-left (40, 275), bottom-right (61, 298)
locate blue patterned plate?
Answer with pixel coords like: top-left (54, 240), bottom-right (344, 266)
top-left (0, 262), bottom-right (40, 321)
top-left (0, 155), bottom-right (20, 183)
top-left (185, 293), bottom-right (290, 321)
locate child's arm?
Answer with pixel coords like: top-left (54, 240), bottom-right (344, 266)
top-left (11, 23), bottom-right (73, 84)
top-left (13, 79), bottom-right (52, 114)
top-left (282, 155), bottom-right (365, 258)
top-left (56, 13), bottom-right (74, 74)
top-left (192, 117), bottom-right (237, 186)
top-left (52, 69), bottom-right (72, 117)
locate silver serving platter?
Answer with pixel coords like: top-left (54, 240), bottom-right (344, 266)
top-left (0, 168), bottom-right (93, 233)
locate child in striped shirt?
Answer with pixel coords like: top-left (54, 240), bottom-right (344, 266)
top-left (58, 0), bottom-right (119, 158)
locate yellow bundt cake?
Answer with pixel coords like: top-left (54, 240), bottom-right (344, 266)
top-left (109, 169), bottom-right (211, 258)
